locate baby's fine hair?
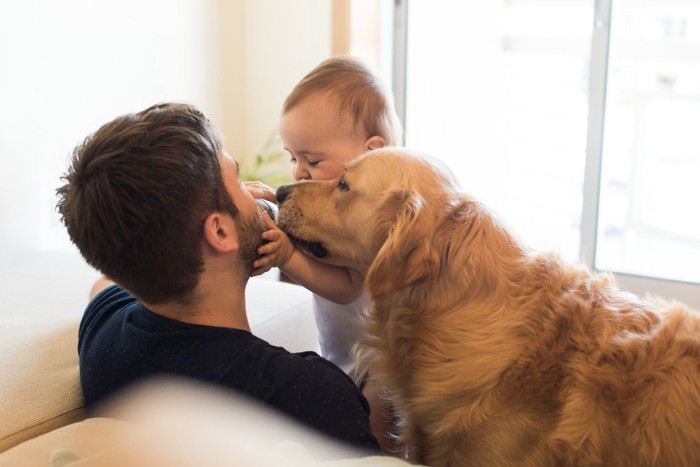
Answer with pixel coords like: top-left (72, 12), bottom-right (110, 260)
top-left (283, 56), bottom-right (403, 146)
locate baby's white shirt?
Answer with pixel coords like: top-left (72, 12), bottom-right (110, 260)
top-left (312, 292), bottom-right (372, 385)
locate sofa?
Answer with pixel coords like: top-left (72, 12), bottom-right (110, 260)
top-left (0, 249), bottom-right (409, 466)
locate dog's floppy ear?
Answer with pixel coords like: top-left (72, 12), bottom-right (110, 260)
top-left (366, 190), bottom-right (440, 297)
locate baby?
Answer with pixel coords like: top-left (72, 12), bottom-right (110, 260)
top-left (252, 56), bottom-right (403, 454)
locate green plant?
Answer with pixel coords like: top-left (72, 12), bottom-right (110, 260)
top-left (239, 129), bottom-right (294, 187)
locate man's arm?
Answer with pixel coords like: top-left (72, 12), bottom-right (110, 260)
top-left (89, 276), bottom-right (115, 300)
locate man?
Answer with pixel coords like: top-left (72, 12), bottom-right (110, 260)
top-left (56, 102), bottom-right (379, 452)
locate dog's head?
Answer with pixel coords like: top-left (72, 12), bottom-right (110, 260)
top-left (276, 148), bottom-right (461, 296)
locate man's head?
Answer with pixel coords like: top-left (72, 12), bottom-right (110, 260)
top-left (280, 56), bottom-right (403, 181)
top-left (57, 102), bottom-right (264, 306)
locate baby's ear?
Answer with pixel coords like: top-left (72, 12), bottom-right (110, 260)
top-left (366, 191), bottom-right (439, 297)
top-left (365, 135), bottom-right (386, 151)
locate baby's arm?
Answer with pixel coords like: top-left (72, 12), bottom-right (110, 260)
top-left (253, 214), bottom-right (364, 304)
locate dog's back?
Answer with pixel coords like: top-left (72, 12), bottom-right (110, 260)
top-left (500, 258), bottom-right (699, 466)
top-left (549, 285), bottom-right (700, 466)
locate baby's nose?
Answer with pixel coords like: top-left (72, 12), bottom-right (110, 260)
top-left (293, 164), bottom-right (309, 181)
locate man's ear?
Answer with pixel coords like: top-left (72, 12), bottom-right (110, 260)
top-left (202, 212), bottom-right (239, 253)
top-left (365, 135), bottom-right (386, 151)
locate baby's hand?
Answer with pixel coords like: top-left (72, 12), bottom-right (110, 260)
top-left (252, 212), bottom-right (296, 276)
top-left (245, 180), bottom-right (277, 203)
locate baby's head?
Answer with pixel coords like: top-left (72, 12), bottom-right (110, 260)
top-left (280, 56), bottom-right (402, 181)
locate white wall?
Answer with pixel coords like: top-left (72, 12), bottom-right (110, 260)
top-left (220, 0), bottom-right (331, 160)
top-left (0, 0), bottom-right (331, 261)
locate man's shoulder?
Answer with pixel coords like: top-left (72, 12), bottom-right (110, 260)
top-left (86, 284), bottom-right (134, 314)
top-left (79, 285), bottom-right (134, 337)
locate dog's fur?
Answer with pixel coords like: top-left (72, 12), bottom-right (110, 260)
top-left (276, 148), bottom-right (700, 466)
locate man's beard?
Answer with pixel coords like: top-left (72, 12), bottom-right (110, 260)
top-left (235, 208), bottom-right (266, 275)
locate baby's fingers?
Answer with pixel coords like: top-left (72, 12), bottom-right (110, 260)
top-left (260, 210), bottom-right (278, 230)
top-left (261, 229), bottom-right (279, 242)
top-left (253, 254), bottom-right (272, 270)
top-left (257, 242), bottom-right (277, 256)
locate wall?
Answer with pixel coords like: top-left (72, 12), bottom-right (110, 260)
top-left (220, 0), bottom-right (331, 161)
top-left (0, 0), bottom-right (331, 260)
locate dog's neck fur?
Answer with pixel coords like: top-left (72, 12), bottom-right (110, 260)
top-left (363, 199), bottom-right (530, 393)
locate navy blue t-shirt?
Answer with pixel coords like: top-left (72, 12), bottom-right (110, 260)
top-left (78, 285), bottom-right (379, 452)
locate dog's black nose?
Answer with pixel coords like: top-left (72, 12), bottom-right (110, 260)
top-left (276, 185), bottom-right (291, 204)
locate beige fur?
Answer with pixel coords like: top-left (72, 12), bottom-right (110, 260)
top-left (276, 148), bottom-right (700, 467)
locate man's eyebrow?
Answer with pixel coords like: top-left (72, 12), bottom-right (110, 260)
top-left (234, 160), bottom-right (240, 173)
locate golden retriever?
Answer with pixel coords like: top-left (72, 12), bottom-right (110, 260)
top-left (275, 148), bottom-right (700, 467)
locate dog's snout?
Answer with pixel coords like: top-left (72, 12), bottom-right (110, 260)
top-left (276, 185), bottom-right (291, 204)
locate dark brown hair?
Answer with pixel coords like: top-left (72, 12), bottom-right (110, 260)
top-left (56, 102), bottom-right (236, 305)
top-left (283, 56), bottom-right (403, 145)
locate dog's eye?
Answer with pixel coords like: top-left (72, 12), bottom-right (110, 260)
top-left (337, 179), bottom-right (349, 191)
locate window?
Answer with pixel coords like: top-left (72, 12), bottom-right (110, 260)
top-left (597, 0), bottom-right (700, 284)
top-left (400, 0), bottom-right (593, 262)
top-left (391, 0), bottom-right (700, 307)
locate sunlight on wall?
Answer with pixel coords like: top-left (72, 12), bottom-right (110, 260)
top-left (404, 1), bottom-right (592, 263)
top-left (220, 0), bottom-right (331, 172)
top-left (0, 0), bottom-right (222, 258)
top-left (0, 0), bottom-right (331, 261)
